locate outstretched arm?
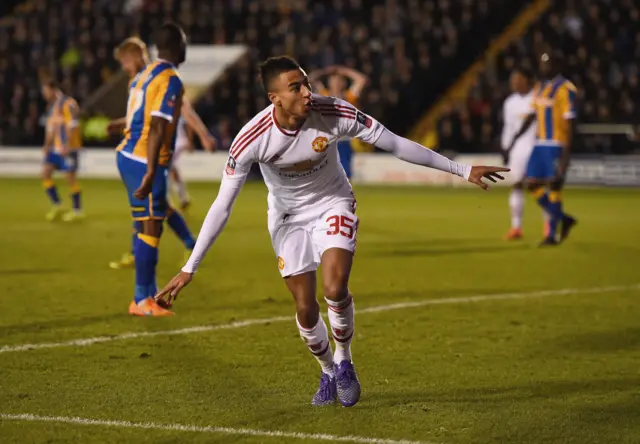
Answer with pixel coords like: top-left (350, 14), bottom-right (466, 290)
top-left (375, 128), bottom-right (508, 189)
top-left (154, 168), bottom-right (249, 305)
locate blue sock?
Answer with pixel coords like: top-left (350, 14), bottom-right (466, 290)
top-left (167, 209), bottom-right (196, 250)
top-left (133, 234), bottom-right (159, 303)
top-left (71, 192), bottom-right (81, 210)
top-left (44, 180), bottom-right (60, 205)
top-left (534, 189), bottom-right (555, 238)
top-left (547, 191), bottom-right (565, 239)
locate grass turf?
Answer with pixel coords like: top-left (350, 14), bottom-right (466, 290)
top-left (0, 178), bottom-right (639, 444)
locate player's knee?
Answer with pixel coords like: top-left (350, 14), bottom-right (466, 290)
top-left (141, 220), bottom-right (163, 237)
top-left (323, 282), bottom-right (349, 302)
top-left (295, 298), bottom-right (320, 328)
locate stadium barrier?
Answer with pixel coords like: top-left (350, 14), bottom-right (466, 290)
top-left (1, 147), bottom-right (638, 187)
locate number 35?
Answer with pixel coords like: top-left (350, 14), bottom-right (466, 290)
top-left (326, 215), bottom-right (356, 239)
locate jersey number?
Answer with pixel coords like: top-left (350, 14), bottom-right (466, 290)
top-left (326, 215), bottom-right (355, 239)
top-left (125, 90), bottom-right (144, 130)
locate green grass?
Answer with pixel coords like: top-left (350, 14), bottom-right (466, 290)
top-left (0, 178), bottom-right (639, 444)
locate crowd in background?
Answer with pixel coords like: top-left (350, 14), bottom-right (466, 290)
top-left (437, 0), bottom-right (640, 154)
top-left (0, 0), bottom-right (510, 149)
top-left (0, 0), bottom-right (637, 153)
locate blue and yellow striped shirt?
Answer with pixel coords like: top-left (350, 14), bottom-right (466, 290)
top-left (531, 76), bottom-right (577, 146)
top-left (47, 94), bottom-right (82, 152)
top-left (116, 60), bottom-right (184, 166)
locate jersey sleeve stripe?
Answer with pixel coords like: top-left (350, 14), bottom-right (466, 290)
top-left (230, 114), bottom-right (271, 153)
top-left (318, 112), bottom-right (356, 120)
top-left (232, 122), bottom-right (273, 160)
top-left (233, 123), bottom-right (272, 159)
top-left (231, 119), bottom-right (271, 157)
top-left (311, 104), bottom-right (356, 113)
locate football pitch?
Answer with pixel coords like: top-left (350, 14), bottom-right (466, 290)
top-left (1, 178), bottom-right (639, 444)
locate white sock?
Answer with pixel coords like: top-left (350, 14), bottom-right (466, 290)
top-left (509, 188), bottom-right (525, 229)
top-left (325, 294), bottom-right (354, 364)
top-left (296, 314), bottom-right (335, 376)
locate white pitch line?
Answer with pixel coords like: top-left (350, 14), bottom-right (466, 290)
top-left (0, 413), bottom-right (434, 444)
top-left (1, 284), bottom-right (638, 355)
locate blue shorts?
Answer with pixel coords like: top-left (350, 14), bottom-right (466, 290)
top-left (117, 152), bottom-right (169, 220)
top-left (525, 145), bottom-right (562, 180)
top-left (45, 151), bottom-right (79, 173)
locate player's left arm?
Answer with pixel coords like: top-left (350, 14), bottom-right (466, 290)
top-left (558, 85), bottom-right (578, 179)
top-left (181, 99), bottom-right (216, 152)
top-left (336, 100), bottom-right (509, 189)
top-left (133, 73), bottom-right (183, 200)
top-left (63, 100), bottom-right (80, 153)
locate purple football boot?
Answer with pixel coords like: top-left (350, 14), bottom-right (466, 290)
top-left (335, 361), bottom-right (361, 407)
top-left (312, 372), bottom-right (337, 406)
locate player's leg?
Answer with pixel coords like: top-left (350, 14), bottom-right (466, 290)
top-left (116, 152), bottom-right (172, 315)
top-left (272, 214), bottom-right (336, 405)
top-left (316, 206), bottom-right (361, 407)
top-left (550, 178), bottom-right (577, 243)
top-left (169, 164), bottom-right (190, 211)
top-left (526, 146), bottom-right (557, 244)
top-left (505, 182), bottom-right (525, 240)
top-left (42, 154), bottom-right (63, 221)
top-left (166, 205), bottom-right (197, 263)
top-left (62, 153), bottom-right (84, 221)
top-left (284, 270), bottom-right (337, 406)
top-left (109, 221), bottom-right (138, 270)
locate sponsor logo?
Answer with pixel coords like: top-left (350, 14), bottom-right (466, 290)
top-left (225, 156), bottom-right (236, 175)
top-left (311, 136), bottom-right (329, 153)
top-left (356, 111), bottom-right (372, 128)
top-left (277, 256), bottom-right (285, 270)
top-left (167, 94), bottom-right (177, 108)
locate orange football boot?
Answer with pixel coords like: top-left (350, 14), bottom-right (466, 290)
top-left (128, 297), bottom-right (174, 317)
top-left (504, 227), bottom-right (523, 240)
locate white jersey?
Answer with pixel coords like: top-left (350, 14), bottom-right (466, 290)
top-left (501, 91), bottom-right (536, 153)
top-left (501, 91), bottom-right (536, 181)
top-left (226, 94), bottom-right (384, 215)
top-left (182, 94), bottom-right (471, 274)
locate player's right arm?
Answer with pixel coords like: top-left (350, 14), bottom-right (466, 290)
top-left (154, 128), bottom-right (259, 305)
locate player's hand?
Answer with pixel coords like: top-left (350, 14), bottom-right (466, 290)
top-left (467, 166), bottom-right (510, 190)
top-left (133, 173), bottom-right (154, 200)
top-left (155, 271), bottom-right (193, 307)
top-left (202, 136), bottom-right (217, 152)
top-left (106, 120), bottom-right (122, 134)
top-left (60, 147), bottom-right (69, 157)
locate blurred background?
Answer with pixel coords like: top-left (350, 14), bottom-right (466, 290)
top-left (0, 0), bottom-right (639, 182)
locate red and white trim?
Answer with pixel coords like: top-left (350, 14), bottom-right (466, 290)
top-left (311, 103), bottom-right (357, 120)
top-left (230, 114), bottom-right (272, 159)
top-left (272, 108), bottom-right (300, 137)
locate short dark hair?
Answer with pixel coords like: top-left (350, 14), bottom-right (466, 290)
top-left (154, 22), bottom-right (184, 54)
top-left (259, 56), bottom-right (301, 92)
top-left (514, 65), bottom-right (534, 80)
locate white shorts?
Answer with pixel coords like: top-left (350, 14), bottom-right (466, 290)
top-left (508, 143), bottom-right (534, 182)
top-left (268, 202), bottom-right (358, 277)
